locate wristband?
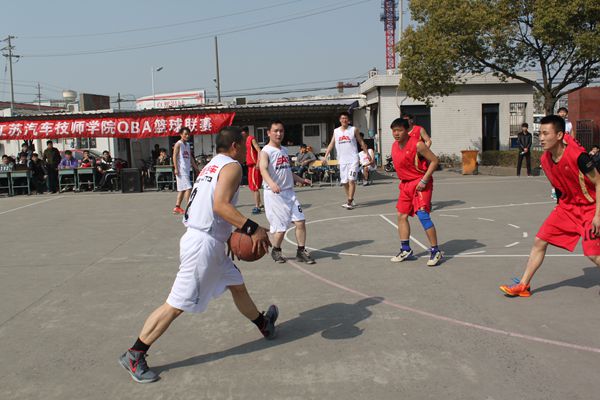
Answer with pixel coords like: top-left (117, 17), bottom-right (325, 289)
top-left (241, 219), bottom-right (259, 236)
top-left (420, 179), bottom-right (428, 185)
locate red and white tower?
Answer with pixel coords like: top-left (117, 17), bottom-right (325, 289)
top-left (380, 0), bottom-right (399, 73)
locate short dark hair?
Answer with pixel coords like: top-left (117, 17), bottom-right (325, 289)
top-left (65, 150), bottom-right (72, 156)
top-left (179, 127), bottom-right (191, 135)
top-left (159, 148), bottom-right (167, 153)
top-left (103, 150), bottom-right (110, 155)
top-left (21, 143), bottom-right (28, 147)
top-left (32, 153), bottom-right (39, 157)
top-left (241, 126), bottom-right (249, 133)
top-left (540, 115), bottom-right (565, 134)
top-left (557, 107), bottom-right (568, 114)
top-left (300, 143), bottom-right (307, 148)
top-left (521, 122), bottom-right (529, 128)
top-left (391, 118), bottom-right (410, 130)
top-left (269, 120), bottom-right (285, 129)
top-left (338, 111), bottom-right (350, 119)
top-left (216, 126), bottom-right (243, 153)
top-left (593, 145), bottom-right (600, 149)
top-left (1, 155), bottom-right (7, 159)
top-left (401, 113), bottom-right (414, 120)
top-left (83, 149), bottom-right (89, 154)
top-left (46, 140), bottom-right (53, 145)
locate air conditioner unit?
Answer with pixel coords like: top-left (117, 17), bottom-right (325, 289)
top-left (236, 97), bottom-right (247, 105)
top-left (368, 69), bottom-right (378, 78)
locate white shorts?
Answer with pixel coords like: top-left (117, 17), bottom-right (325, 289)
top-left (340, 162), bottom-right (359, 184)
top-left (176, 173), bottom-right (192, 192)
top-left (167, 229), bottom-right (244, 313)
top-left (360, 163), bottom-right (376, 171)
top-left (264, 189), bottom-right (305, 233)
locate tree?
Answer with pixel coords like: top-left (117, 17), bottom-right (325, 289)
top-left (398, 0), bottom-right (600, 115)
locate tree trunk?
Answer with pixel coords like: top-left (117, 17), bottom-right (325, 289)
top-left (543, 93), bottom-right (557, 116)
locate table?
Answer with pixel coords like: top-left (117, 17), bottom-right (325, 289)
top-left (76, 167), bottom-right (96, 191)
top-left (58, 168), bottom-right (77, 192)
top-left (10, 170), bottom-right (31, 195)
top-left (155, 165), bottom-right (175, 190)
top-left (0, 171), bottom-right (12, 196)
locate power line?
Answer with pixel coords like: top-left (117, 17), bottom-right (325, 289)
top-left (21, 0), bottom-right (374, 58)
top-left (220, 73), bottom-right (368, 94)
top-left (20, 0), bottom-right (304, 39)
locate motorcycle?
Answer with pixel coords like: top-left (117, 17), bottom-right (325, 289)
top-left (384, 155), bottom-right (395, 173)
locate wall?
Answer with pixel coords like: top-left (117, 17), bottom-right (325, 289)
top-left (568, 87), bottom-right (600, 142)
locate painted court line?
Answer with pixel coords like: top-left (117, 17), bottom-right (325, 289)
top-left (508, 224), bottom-right (521, 229)
top-left (459, 250), bottom-right (486, 255)
top-left (478, 217), bottom-right (495, 222)
top-left (379, 214), bottom-right (429, 251)
top-left (505, 242), bottom-right (520, 248)
top-left (439, 214), bottom-right (459, 218)
top-left (0, 196), bottom-right (61, 216)
top-left (444, 201), bottom-right (553, 212)
top-left (523, 232), bottom-right (529, 238)
top-left (287, 259), bottom-right (600, 355)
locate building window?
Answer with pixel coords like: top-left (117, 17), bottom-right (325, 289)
top-left (256, 127), bottom-right (268, 145)
top-left (509, 102), bottom-right (527, 136)
top-left (75, 138), bottom-right (97, 149)
top-left (304, 124), bottom-right (320, 137)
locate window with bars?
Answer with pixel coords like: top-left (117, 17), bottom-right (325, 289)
top-left (255, 127), bottom-right (268, 145)
top-left (75, 137), bottom-right (97, 149)
top-left (509, 102), bottom-right (527, 136)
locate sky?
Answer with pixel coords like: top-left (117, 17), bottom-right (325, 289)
top-left (1, 0), bottom-right (410, 107)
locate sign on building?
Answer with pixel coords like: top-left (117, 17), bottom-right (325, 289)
top-left (136, 90), bottom-right (206, 110)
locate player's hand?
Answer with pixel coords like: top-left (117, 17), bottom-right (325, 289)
top-left (174, 169), bottom-right (179, 176)
top-left (303, 178), bottom-right (312, 186)
top-left (251, 227), bottom-right (271, 254)
top-left (416, 181), bottom-right (426, 191)
top-left (271, 183), bottom-right (281, 193)
top-left (592, 215), bottom-right (600, 236)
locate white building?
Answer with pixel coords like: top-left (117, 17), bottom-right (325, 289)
top-left (354, 72), bottom-right (535, 160)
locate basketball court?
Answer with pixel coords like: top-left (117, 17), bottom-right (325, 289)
top-left (1, 171), bottom-right (599, 399)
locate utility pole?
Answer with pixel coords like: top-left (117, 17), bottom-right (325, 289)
top-left (37, 82), bottom-right (42, 110)
top-left (214, 36), bottom-right (221, 103)
top-left (117, 92), bottom-right (122, 111)
top-left (1, 35), bottom-right (20, 114)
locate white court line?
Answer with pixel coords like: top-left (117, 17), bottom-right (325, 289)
top-left (444, 201), bottom-right (553, 212)
top-left (459, 250), bottom-right (486, 255)
top-left (379, 214), bottom-right (429, 251)
top-left (508, 224), bottom-right (520, 229)
top-left (0, 196), bottom-right (61, 216)
top-left (478, 217), bottom-right (495, 222)
top-left (505, 242), bottom-right (520, 248)
top-left (523, 232), bottom-right (529, 238)
top-left (439, 214), bottom-right (459, 218)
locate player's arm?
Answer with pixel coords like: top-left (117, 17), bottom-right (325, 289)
top-left (292, 172), bottom-right (311, 186)
top-left (190, 152), bottom-right (200, 173)
top-left (355, 129), bottom-right (371, 161)
top-left (251, 138), bottom-right (261, 167)
top-left (420, 127), bottom-right (432, 148)
top-left (172, 143), bottom-right (180, 175)
top-left (323, 135), bottom-right (336, 160)
top-left (214, 163), bottom-right (270, 252)
top-left (258, 150), bottom-right (280, 193)
top-left (415, 142), bottom-right (439, 191)
top-left (579, 153), bottom-right (600, 234)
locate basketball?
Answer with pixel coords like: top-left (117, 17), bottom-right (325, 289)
top-left (229, 229), bottom-right (267, 261)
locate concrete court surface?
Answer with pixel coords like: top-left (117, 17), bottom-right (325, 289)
top-left (1, 171), bottom-right (599, 400)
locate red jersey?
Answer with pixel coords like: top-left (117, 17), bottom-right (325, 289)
top-left (408, 125), bottom-right (422, 140)
top-left (392, 135), bottom-right (428, 182)
top-left (245, 135), bottom-right (259, 166)
top-left (541, 134), bottom-right (595, 209)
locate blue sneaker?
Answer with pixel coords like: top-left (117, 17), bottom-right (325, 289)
top-left (118, 350), bottom-right (159, 383)
top-left (251, 207), bottom-right (261, 215)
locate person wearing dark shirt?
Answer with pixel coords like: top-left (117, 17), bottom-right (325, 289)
top-left (517, 123), bottom-right (533, 176)
top-left (29, 153), bottom-right (47, 194)
top-left (156, 148), bottom-right (172, 191)
top-left (42, 140), bottom-right (61, 193)
top-left (17, 143), bottom-right (32, 161)
top-left (293, 144), bottom-right (317, 178)
top-left (151, 144), bottom-right (161, 164)
top-left (95, 150), bottom-right (117, 191)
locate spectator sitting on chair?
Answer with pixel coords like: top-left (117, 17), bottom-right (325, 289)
top-left (359, 147), bottom-right (376, 186)
top-left (95, 150), bottom-right (118, 191)
top-left (589, 145), bottom-right (600, 156)
top-left (156, 148), bottom-right (172, 191)
top-left (16, 152), bottom-right (29, 167)
top-left (29, 153), bottom-right (47, 194)
top-left (293, 144), bottom-right (316, 178)
top-left (1, 154), bottom-right (14, 171)
top-left (80, 150), bottom-right (95, 168)
top-left (17, 143), bottom-right (32, 161)
top-left (517, 123), bottom-right (533, 176)
top-left (58, 150), bottom-right (78, 192)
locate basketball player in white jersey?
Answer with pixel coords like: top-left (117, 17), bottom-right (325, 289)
top-left (119, 127), bottom-right (277, 384)
top-left (324, 112), bottom-right (371, 210)
top-left (172, 127), bottom-right (200, 215)
top-left (259, 120), bottom-right (315, 264)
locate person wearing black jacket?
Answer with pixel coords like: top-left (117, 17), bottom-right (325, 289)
top-left (517, 123), bottom-right (532, 176)
top-left (29, 153), bottom-right (47, 194)
top-left (42, 140), bottom-right (61, 193)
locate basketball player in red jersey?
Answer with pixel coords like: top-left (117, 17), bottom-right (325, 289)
top-left (500, 115), bottom-right (600, 297)
top-left (242, 127), bottom-right (263, 214)
top-left (402, 113), bottom-right (432, 147)
top-left (390, 118), bottom-right (442, 267)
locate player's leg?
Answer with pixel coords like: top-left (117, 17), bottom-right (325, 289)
top-left (363, 166), bottom-right (369, 186)
top-left (182, 188), bottom-right (191, 208)
top-left (500, 237), bottom-right (548, 297)
top-left (414, 184), bottom-right (442, 266)
top-left (293, 220), bottom-right (316, 264)
top-left (391, 212), bottom-right (413, 262)
top-left (138, 303), bottom-right (184, 345)
top-left (229, 284), bottom-right (279, 340)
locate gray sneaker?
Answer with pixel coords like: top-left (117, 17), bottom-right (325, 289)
top-left (296, 248), bottom-right (316, 264)
top-left (118, 350), bottom-right (159, 383)
top-left (259, 304), bottom-right (279, 340)
top-left (390, 249), bottom-right (413, 262)
top-left (271, 248), bottom-right (286, 263)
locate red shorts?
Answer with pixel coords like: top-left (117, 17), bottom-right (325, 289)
top-left (537, 205), bottom-right (600, 256)
top-left (396, 179), bottom-right (433, 216)
top-left (247, 165), bottom-right (262, 192)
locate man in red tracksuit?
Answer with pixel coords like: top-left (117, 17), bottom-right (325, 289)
top-left (500, 115), bottom-right (600, 297)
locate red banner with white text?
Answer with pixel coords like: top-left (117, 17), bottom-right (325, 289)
top-left (0, 113), bottom-right (235, 140)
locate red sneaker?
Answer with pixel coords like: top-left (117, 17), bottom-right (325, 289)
top-left (172, 206), bottom-right (185, 215)
top-left (499, 281), bottom-right (531, 297)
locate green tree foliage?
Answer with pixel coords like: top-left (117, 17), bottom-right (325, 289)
top-left (398, 0), bottom-right (600, 114)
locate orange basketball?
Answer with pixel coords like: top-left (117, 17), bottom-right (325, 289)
top-left (229, 229), bottom-right (267, 261)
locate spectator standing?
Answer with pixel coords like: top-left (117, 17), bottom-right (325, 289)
top-left (242, 126), bottom-right (264, 214)
top-left (517, 123), bottom-right (533, 176)
top-left (42, 140), bottom-right (61, 193)
top-left (29, 153), bottom-right (47, 194)
top-left (172, 127), bottom-right (200, 214)
top-left (557, 107), bottom-right (573, 137)
top-left (17, 143), bottom-right (32, 161)
top-left (359, 147), bottom-right (376, 185)
top-left (151, 144), bottom-right (161, 164)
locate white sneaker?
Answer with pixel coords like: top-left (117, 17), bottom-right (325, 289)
top-left (391, 249), bottom-right (413, 262)
top-left (341, 202), bottom-right (355, 210)
top-left (427, 250), bottom-right (442, 267)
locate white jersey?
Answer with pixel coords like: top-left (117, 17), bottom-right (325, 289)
top-left (262, 144), bottom-right (294, 191)
top-left (184, 154), bottom-right (239, 242)
top-left (565, 120), bottom-right (573, 134)
top-left (177, 140), bottom-right (192, 175)
top-left (334, 126), bottom-right (359, 164)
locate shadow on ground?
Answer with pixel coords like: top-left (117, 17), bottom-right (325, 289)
top-left (311, 240), bottom-right (375, 260)
top-left (432, 200), bottom-right (466, 211)
top-left (154, 297), bottom-right (383, 375)
top-left (533, 267), bottom-right (600, 294)
top-left (438, 239), bottom-right (486, 255)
